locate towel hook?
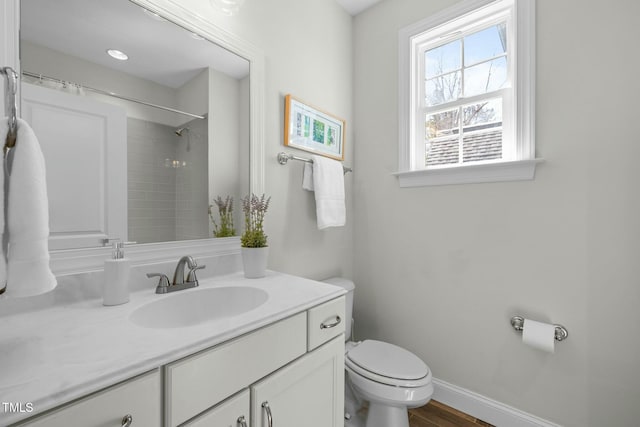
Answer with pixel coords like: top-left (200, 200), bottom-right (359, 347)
top-left (1, 66), bottom-right (18, 154)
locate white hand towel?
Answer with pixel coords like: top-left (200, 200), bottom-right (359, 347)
top-left (311, 155), bottom-right (345, 229)
top-left (5, 118), bottom-right (56, 297)
top-left (302, 162), bottom-right (314, 191)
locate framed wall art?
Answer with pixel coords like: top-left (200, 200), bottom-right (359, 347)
top-left (284, 94), bottom-right (345, 161)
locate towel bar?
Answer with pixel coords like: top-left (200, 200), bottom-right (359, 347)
top-left (277, 152), bottom-right (352, 174)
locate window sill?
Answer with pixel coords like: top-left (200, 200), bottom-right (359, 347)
top-left (393, 158), bottom-right (544, 187)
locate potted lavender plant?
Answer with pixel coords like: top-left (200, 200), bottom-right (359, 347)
top-left (240, 193), bottom-right (271, 278)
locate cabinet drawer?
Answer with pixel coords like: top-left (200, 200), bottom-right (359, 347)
top-left (165, 312), bottom-right (306, 427)
top-left (183, 389), bottom-right (250, 427)
top-left (307, 297), bottom-right (345, 351)
top-left (17, 370), bottom-right (160, 427)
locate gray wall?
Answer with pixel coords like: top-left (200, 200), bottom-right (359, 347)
top-left (352, 0), bottom-right (640, 426)
top-left (179, 0), bottom-right (355, 280)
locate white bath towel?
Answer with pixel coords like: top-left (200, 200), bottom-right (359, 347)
top-left (4, 118), bottom-right (56, 297)
top-left (302, 162), bottom-right (314, 191)
top-left (311, 155), bottom-right (345, 229)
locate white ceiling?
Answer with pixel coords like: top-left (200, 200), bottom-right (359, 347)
top-left (21, 0), bottom-right (250, 89)
top-left (335, 0), bottom-right (384, 15)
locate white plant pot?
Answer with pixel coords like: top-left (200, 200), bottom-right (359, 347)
top-left (241, 247), bottom-right (269, 278)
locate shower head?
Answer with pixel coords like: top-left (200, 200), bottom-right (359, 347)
top-left (175, 127), bottom-right (192, 152)
top-left (175, 127), bottom-right (190, 136)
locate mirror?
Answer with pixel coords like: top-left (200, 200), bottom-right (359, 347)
top-left (19, 0), bottom-right (251, 250)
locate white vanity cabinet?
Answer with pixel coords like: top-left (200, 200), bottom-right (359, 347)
top-left (10, 296), bottom-right (345, 427)
top-left (249, 296), bottom-right (346, 427)
top-left (165, 312), bottom-right (308, 426)
top-left (251, 336), bottom-right (344, 427)
top-left (170, 296), bottom-right (346, 427)
top-left (14, 370), bottom-right (161, 427)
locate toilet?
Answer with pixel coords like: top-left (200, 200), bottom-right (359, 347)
top-left (323, 278), bottom-right (433, 427)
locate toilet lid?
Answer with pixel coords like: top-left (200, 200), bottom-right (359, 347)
top-left (346, 340), bottom-right (429, 381)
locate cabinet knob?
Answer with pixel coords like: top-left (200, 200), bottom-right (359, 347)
top-left (237, 415), bottom-right (248, 427)
top-left (121, 414), bottom-right (132, 427)
top-left (262, 401), bottom-right (273, 427)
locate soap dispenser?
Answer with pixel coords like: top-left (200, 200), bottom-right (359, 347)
top-left (103, 242), bottom-right (130, 306)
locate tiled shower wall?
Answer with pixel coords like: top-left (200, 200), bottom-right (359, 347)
top-left (127, 117), bottom-right (209, 244)
top-left (175, 117), bottom-right (209, 241)
top-left (127, 118), bottom-right (178, 244)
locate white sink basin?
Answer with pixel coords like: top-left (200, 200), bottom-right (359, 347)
top-left (129, 286), bottom-right (269, 328)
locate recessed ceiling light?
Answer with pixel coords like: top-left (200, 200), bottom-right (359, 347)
top-left (107, 49), bottom-right (129, 61)
top-left (210, 0), bottom-right (245, 16)
top-left (143, 8), bottom-right (167, 22)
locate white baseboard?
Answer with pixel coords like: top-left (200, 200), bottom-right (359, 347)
top-left (432, 378), bottom-right (563, 427)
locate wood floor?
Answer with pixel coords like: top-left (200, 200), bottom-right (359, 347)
top-left (409, 400), bottom-right (495, 427)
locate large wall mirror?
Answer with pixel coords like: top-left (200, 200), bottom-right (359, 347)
top-left (18, 0), bottom-right (263, 261)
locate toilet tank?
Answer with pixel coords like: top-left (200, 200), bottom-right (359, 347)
top-left (322, 277), bottom-right (355, 341)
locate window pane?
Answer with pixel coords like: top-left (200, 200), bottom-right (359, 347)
top-left (426, 136), bottom-right (460, 166)
top-left (463, 130), bottom-right (502, 163)
top-left (462, 98), bottom-right (502, 163)
top-left (425, 108), bottom-right (460, 166)
top-left (425, 71), bottom-right (461, 106)
top-left (426, 108), bottom-right (459, 139)
top-left (464, 23), bottom-right (507, 66)
top-left (462, 98), bottom-right (502, 129)
top-left (425, 40), bottom-right (461, 78)
top-left (463, 56), bottom-right (507, 98)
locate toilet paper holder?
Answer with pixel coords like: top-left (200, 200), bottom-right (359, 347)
top-left (510, 316), bottom-right (569, 342)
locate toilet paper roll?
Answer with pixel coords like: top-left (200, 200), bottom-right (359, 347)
top-left (522, 319), bottom-right (556, 353)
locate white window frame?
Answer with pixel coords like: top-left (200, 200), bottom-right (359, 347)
top-left (396, 0), bottom-right (541, 187)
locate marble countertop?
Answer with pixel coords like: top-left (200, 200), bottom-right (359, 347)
top-left (0, 271), bottom-right (345, 425)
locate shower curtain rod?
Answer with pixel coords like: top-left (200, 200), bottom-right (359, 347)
top-left (22, 71), bottom-right (205, 120)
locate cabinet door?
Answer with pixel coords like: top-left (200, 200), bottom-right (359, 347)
top-left (251, 335), bottom-right (344, 427)
top-left (17, 370), bottom-right (160, 427)
top-left (183, 389), bottom-right (250, 427)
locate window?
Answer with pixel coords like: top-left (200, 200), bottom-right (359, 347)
top-left (397, 0), bottom-right (539, 187)
top-left (423, 23), bottom-right (508, 166)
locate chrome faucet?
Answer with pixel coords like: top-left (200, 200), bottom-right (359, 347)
top-left (146, 256), bottom-right (206, 294)
top-left (173, 255), bottom-right (196, 285)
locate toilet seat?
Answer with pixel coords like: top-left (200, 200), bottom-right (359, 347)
top-left (346, 340), bottom-right (431, 388)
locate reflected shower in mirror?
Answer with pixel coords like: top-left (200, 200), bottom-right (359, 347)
top-left (20, 0), bottom-right (250, 249)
